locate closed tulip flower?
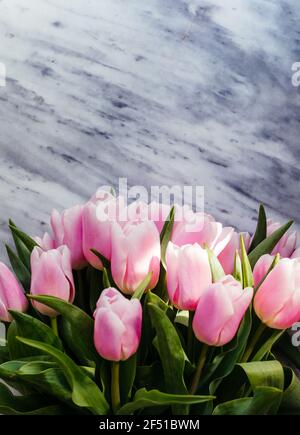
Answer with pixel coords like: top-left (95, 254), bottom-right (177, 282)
top-left (51, 205), bottom-right (86, 270)
top-left (253, 254), bottom-right (275, 287)
top-left (172, 209), bottom-right (233, 256)
top-left (127, 201), bottom-right (171, 233)
top-left (166, 242), bottom-right (212, 310)
top-left (193, 275), bottom-right (253, 346)
top-left (267, 219), bottom-right (298, 258)
top-left (0, 263), bottom-right (28, 322)
top-left (254, 257), bottom-right (300, 329)
top-left (34, 232), bottom-right (56, 251)
top-left (30, 246), bottom-right (75, 317)
top-left (93, 287), bottom-right (142, 361)
top-left (218, 231), bottom-right (251, 274)
top-left (111, 220), bottom-right (160, 295)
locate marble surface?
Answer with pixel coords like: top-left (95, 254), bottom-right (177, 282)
top-left (0, 0), bottom-right (299, 259)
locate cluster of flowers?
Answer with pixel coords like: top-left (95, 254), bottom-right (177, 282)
top-left (0, 188), bottom-right (299, 364)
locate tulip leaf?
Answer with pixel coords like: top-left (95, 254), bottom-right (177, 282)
top-left (233, 250), bottom-right (242, 284)
top-left (251, 330), bottom-right (285, 362)
top-left (28, 295), bottom-right (98, 366)
top-left (213, 386), bottom-right (283, 415)
top-left (8, 220), bottom-right (39, 253)
top-left (132, 272), bottom-right (152, 300)
top-left (16, 337), bottom-right (109, 415)
top-left (248, 204), bottom-right (267, 253)
top-left (7, 311), bottom-right (63, 359)
top-left (240, 235), bottom-right (253, 288)
top-left (160, 206), bottom-right (175, 269)
top-left (0, 382), bottom-right (69, 415)
top-left (248, 220), bottom-right (294, 268)
top-left (5, 245), bottom-right (31, 291)
top-left (279, 368), bottom-right (300, 415)
top-left (147, 303), bottom-right (188, 414)
top-left (120, 353), bottom-right (137, 405)
top-left (238, 360), bottom-right (284, 392)
top-left (206, 246), bottom-right (225, 282)
top-left (117, 388), bottom-right (214, 415)
top-left (90, 249), bottom-right (110, 269)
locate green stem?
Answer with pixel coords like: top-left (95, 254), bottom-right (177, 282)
top-left (51, 317), bottom-right (59, 337)
top-left (187, 311), bottom-right (195, 362)
top-left (111, 362), bottom-right (121, 414)
top-left (190, 344), bottom-right (209, 394)
top-left (241, 323), bottom-right (266, 363)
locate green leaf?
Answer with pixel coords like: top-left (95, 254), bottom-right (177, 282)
top-left (248, 204), bottom-right (267, 253)
top-left (8, 220), bottom-right (39, 253)
top-left (120, 353), bottom-right (137, 404)
top-left (238, 360), bottom-right (284, 391)
top-left (206, 246), bottom-right (225, 282)
top-left (9, 219), bottom-right (32, 270)
top-left (0, 382), bottom-right (69, 415)
top-left (0, 344), bottom-right (9, 364)
top-left (279, 368), bottom-right (300, 415)
top-left (117, 388), bottom-right (214, 415)
top-left (16, 337), bottom-right (109, 415)
top-left (147, 303), bottom-right (188, 414)
top-left (213, 386), bottom-right (283, 415)
top-left (5, 245), bottom-right (31, 291)
top-left (28, 295), bottom-right (98, 366)
top-left (233, 250), bottom-right (242, 284)
top-left (240, 235), bottom-right (253, 288)
top-left (102, 267), bottom-right (111, 289)
top-left (248, 220), bottom-right (294, 268)
top-left (132, 272), bottom-right (152, 300)
top-left (90, 249), bottom-right (110, 269)
top-left (7, 311), bottom-right (63, 359)
top-left (160, 206), bottom-right (175, 269)
top-left (252, 330), bottom-right (285, 362)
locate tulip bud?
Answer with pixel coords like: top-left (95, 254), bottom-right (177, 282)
top-left (30, 246), bottom-right (75, 317)
top-left (111, 220), bottom-right (160, 295)
top-left (267, 219), bottom-right (298, 258)
top-left (51, 205), bottom-right (86, 270)
top-left (193, 275), bottom-right (253, 346)
top-left (93, 287), bottom-right (142, 361)
top-left (218, 231), bottom-right (251, 274)
top-left (0, 263), bottom-right (28, 322)
top-left (254, 257), bottom-right (300, 329)
top-left (34, 232), bottom-right (55, 251)
top-left (171, 209), bottom-right (233, 256)
top-left (253, 254), bottom-right (275, 287)
top-left (166, 242), bottom-right (212, 310)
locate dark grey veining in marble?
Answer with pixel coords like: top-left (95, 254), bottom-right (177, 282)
top-left (0, 0), bottom-right (299, 259)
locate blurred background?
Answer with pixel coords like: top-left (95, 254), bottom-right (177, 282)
top-left (0, 0), bottom-right (299, 261)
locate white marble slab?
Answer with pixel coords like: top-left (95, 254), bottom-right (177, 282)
top-left (0, 0), bottom-right (299, 259)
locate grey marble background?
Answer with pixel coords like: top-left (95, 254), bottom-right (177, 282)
top-left (0, 0), bottom-right (299, 261)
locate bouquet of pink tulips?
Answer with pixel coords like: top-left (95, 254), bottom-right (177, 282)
top-left (0, 189), bottom-right (300, 415)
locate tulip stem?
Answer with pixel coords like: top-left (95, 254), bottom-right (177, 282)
top-left (111, 362), bottom-right (121, 414)
top-left (241, 323), bottom-right (266, 363)
top-left (190, 344), bottom-right (209, 394)
top-left (51, 317), bottom-right (59, 337)
top-left (187, 311), bottom-right (195, 362)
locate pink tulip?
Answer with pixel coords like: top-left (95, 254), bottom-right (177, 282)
top-left (253, 254), bottom-right (275, 287)
top-left (172, 209), bottom-right (233, 256)
top-left (0, 263), bottom-right (28, 322)
top-left (166, 242), bottom-right (212, 310)
top-left (292, 247), bottom-right (300, 259)
top-left (127, 201), bottom-right (171, 233)
top-left (218, 231), bottom-right (251, 274)
top-left (111, 220), bottom-right (161, 295)
top-left (267, 219), bottom-right (298, 258)
top-left (93, 287), bottom-right (142, 361)
top-left (82, 196), bottom-right (122, 269)
top-left (30, 246), bottom-right (75, 317)
top-left (34, 232), bottom-right (56, 251)
top-left (193, 275), bottom-right (253, 346)
top-left (51, 205), bottom-right (86, 270)
top-left (254, 257), bottom-right (300, 329)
